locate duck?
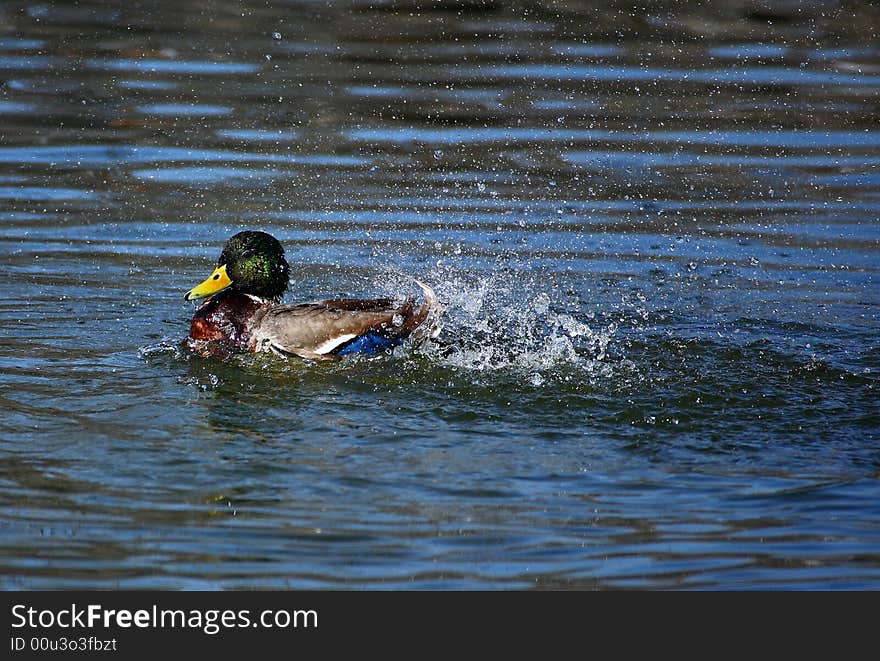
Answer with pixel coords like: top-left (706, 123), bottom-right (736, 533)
top-left (184, 230), bottom-right (441, 360)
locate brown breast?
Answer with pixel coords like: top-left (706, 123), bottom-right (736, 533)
top-left (187, 292), bottom-right (267, 354)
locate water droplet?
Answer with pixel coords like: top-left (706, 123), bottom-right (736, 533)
top-left (532, 293), bottom-right (550, 314)
top-left (272, 31), bottom-right (282, 40)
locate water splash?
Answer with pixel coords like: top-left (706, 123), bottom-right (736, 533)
top-left (372, 264), bottom-right (625, 385)
top-left (138, 337), bottom-right (188, 361)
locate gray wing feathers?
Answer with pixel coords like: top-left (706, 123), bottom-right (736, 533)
top-left (252, 303), bottom-right (395, 358)
top-left (251, 281), bottom-right (442, 359)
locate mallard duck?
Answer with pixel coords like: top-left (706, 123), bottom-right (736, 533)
top-left (184, 230), bottom-right (441, 359)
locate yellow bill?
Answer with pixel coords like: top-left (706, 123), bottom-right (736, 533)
top-left (185, 264), bottom-right (233, 301)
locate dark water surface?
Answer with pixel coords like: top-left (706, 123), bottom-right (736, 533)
top-left (1, 0), bottom-right (879, 589)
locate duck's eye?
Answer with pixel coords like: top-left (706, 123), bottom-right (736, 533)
top-left (213, 274), bottom-right (220, 280)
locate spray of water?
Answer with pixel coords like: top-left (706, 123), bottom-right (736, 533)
top-left (371, 262), bottom-right (627, 386)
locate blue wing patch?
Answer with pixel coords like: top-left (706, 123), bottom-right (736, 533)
top-left (334, 332), bottom-right (401, 356)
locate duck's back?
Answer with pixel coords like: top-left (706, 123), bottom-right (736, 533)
top-left (252, 298), bottom-right (417, 359)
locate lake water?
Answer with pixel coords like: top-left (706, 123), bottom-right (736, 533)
top-left (1, 0), bottom-right (879, 589)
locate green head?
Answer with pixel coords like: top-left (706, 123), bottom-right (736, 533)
top-left (185, 231), bottom-right (290, 302)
